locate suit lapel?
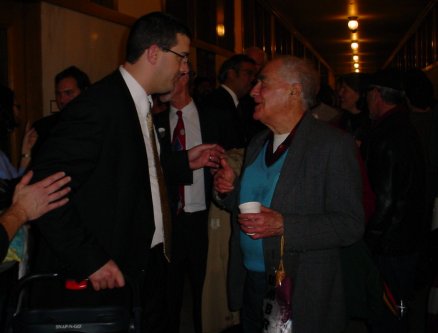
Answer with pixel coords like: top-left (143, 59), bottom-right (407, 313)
top-left (154, 109), bottom-right (172, 147)
top-left (244, 113), bottom-right (315, 207)
top-left (271, 112), bottom-right (314, 206)
top-left (113, 71), bottom-right (152, 187)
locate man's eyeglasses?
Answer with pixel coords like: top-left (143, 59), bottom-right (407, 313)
top-left (162, 47), bottom-right (189, 64)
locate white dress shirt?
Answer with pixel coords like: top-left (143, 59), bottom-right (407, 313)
top-left (119, 66), bottom-right (163, 248)
top-left (169, 100), bottom-right (206, 212)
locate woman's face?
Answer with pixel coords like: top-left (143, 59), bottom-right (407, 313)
top-left (338, 82), bottom-right (360, 112)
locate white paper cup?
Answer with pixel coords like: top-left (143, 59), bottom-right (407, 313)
top-left (238, 201), bottom-right (261, 214)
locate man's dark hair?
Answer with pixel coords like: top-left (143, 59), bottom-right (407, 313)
top-left (126, 12), bottom-right (192, 64)
top-left (217, 54), bottom-right (256, 84)
top-left (55, 66), bottom-right (91, 92)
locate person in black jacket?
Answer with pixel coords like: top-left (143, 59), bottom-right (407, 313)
top-left (28, 12), bottom-right (222, 333)
top-left (199, 54), bottom-right (256, 150)
top-left (32, 66), bottom-right (91, 158)
top-left (361, 69), bottom-right (427, 333)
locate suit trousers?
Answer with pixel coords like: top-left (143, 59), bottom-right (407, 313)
top-left (167, 210), bottom-right (208, 333)
top-left (141, 243), bottom-right (169, 333)
top-left (241, 270), bottom-right (267, 333)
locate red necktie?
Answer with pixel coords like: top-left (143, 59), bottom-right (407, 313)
top-left (172, 110), bottom-right (185, 214)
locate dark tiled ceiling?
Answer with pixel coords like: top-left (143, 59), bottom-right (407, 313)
top-left (266, 0), bottom-right (433, 75)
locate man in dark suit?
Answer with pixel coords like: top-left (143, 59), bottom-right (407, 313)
top-left (214, 56), bottom-right (364, 332)
top-left (32, 66), bottom-right (91, 158)
top-left (200, 54), bottom-right (256, 150)
top-left (29, 12), bottom-right (222, 332)
top-left (155, 71), bottom-right (216, 333)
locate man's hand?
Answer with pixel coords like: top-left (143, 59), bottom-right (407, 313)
top-left (238, 206), bottom-right (284, 239)
top-left (188, 143), bottom-right (225, 170)
top-left (89, 260), bottom-right (125, 291)
top-left (12, 171), bottom-right (71, 221)
top-left (213, 158), bottom-right (236, 194)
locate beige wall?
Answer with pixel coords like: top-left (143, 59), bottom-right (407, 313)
top-left (39, 0), bottom-right (166, 116)
top-left (40, 2), bottom-right (129, 115)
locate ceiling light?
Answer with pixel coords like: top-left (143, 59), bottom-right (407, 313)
top-left (353, 55), bottom-right (359, 62)
top-left (354, 63), bottom-right (359, 69)
top-left (348, 16), bottom-right (359, 32)
top-left (355, 69), bottom-right (360, 73)
top-left (351, 41), bottom-right (359, 50)
top-left (216, 24), bottom-right (225, 37)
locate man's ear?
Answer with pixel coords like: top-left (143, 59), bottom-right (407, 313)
top-left (145, 44), bottom-right (161, 65)
top-left (290, 83), bottom-right (302, 96)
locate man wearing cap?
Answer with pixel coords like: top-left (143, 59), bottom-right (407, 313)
top-left (361, 69), bottom-right (427, 332)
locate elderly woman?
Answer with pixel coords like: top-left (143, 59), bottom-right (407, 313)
top-left (214, 56), bottom-right (364, 333)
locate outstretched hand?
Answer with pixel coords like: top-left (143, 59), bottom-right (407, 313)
top-left (12, 171), bottom-right (71, 221)
top-left (188, 143), bottom-right (225, 170)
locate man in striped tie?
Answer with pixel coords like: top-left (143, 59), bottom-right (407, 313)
top-left (155, 71), bottom-right (219, 333)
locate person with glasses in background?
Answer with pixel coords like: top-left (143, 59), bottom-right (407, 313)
top-left (197, 54), bottom-right (257, 332)
top-left (154, 68), bottom-right (220, 333)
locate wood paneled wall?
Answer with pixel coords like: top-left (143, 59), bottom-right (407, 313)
top-left (40, 2), bottom-right (128, 116)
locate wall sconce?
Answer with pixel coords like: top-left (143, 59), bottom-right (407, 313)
top-left (351, 41), bottom-right (359, 50)
top-left (353, 55), bottom-right (359, 62)
top-left (216, 24), bottom-right (225, 37)
top-left (348, 16), bottom-right (359, 32)
top-left (354, 63), bottom-right (360, 69)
